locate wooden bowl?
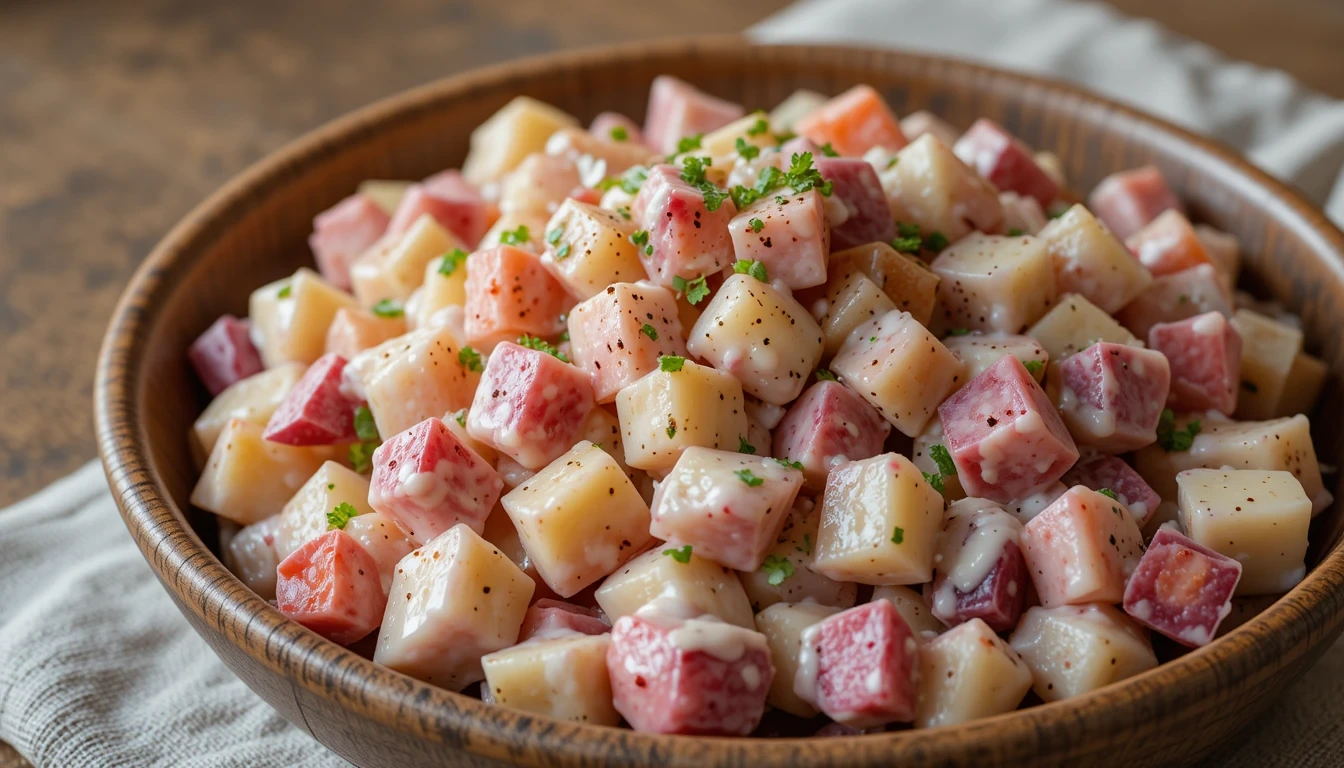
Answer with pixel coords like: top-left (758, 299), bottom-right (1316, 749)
top-left (95, 37), bottom-right (1344, 767)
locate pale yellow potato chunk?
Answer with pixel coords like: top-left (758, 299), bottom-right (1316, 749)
top-left (829, 241), bottom-right (940, 328)
top-left (539, 199), bottom-right (644, 299)
top-left (812, 453), bottom-right (945, 585)
top-left (812, 270), bottom-right (896, 358)
top-left (479, 211), bottom-right (549, 254)
top-left (497, 152), bottom-right (583, 218)
top-left (189, 419), bottom-right (337, 525)
top-left (594, 546), bottom-right (754, 629)
top-left (462, 96), bottom-right (579, 184)
top-left (769, 90), bottom-right (827, 133)
top-left (1278, 352), bottom-right (1328, 418)
top-left (687, 274), bottom-right (824, 406)
top-left (544, 128), bottom-right (654, 177)
top-left (481, 633), bottom-right (619, 725)
top-left (1178, 468), bottom-right (1311, 595)
top-left (191, 363), bottom-right (305, 465)
top-left (1231, 309), bottom-right (1304, 420)
top-left (375, 524), bottom-right (535, 690)
top-left (1027, 293), bottom-right (1140, 361)
top-left (615, 360), bottom-right (748, 471)
top-left (357, 180), bottom-right (412, 215)
top-left (872, 585), bottom-right (947, 638)
top-left (351, 214), bottom-right (465, 306)
top-left (755, 602), bottom-right (841, 717)
top-left (915, 618), bottom-right (1033, 728)
top-left (351, 326), bottom-right (480, 439)
top-left (249, 268), bottom-right (359, 368)
top-left (501, 441), bottom-right (651, 598)
top-left (943, 332), bottom-right (1047, 385)
top-left (225, 516), bottom-right (282, 600)
top-left (931, 232), bottom-right (1056, 335)
top-left (878, 134), bottom-right (1004, 242)
top-left (701, 114), bottom-right (777, 161)
top-left (343, 511), bottom-right (415, 595)
top-left (275, 460), bottom-right (374, 560)
top-left (1037, 204), bottom-right (1152, 314)
top-left (1009, 604), bottom-right (1156, 703)
top-left (738, 501), bottom-right (859, 612)
top-left (410, 250), bottom-right (469, 330)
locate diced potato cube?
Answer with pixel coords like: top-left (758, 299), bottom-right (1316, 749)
top-left (816, 157), bottom-right (899, 250)
top-left (408, 249), bottom-right (469, 330)
top-left (1020, 487), bottom-right (1145, 606)
top-left (1148, 312), bottom-right (1242, 415)
top-left (828, 241), bottom-right (940, 328)
top-left (873, 585), bottom-right (947, 638)
top-left (276, 460), bottom-right (374, 559)
top-left (1056, 342), bottom-right (1171, 453)
top-left (756, 602), bottom-right (841, 717)
top-left (1062, 455), bottom-right (1162, 529)
top-left (632, 165), bottom-right (738, 287)
top-left (249, 268), bottom-right (359, 368)
top-left (1125, 209), bottom-right (1214, 277)
top-left (568, 282), bottom-right (687, 403)
top-left (899, 110), bottom-right (960, 147)
top-left (225, 516), bottom-right (282, 600)
top-left (1231, 309), bottom-right (1304, 420)
top-left (811, 270), bottom-right (897, 359)
top-left (462, 96), bottom-right (579, 184)
top-left (943, 332), bottom-right (1047, 385)
top-left (795, 600), bottom-right (917, 726)
top-left (502, 441), bottom-right (651, 597)
top-left (1087, 165), bottom-right (1183, 240)
top-left (189, 315), bottom-right (264, 396)
top-left (796, 85), bottom-right (907, 157)
top-left (928, 500), bottom-right (1028, 631)
top-left (324, 307), bottom-right (406, 360)
top-left (463, 245), bottom-right (572, 349)
top-left (481, 633), bottom-right (619, 725)
top-left (391, 175), bottom-right (495, 247)
top-left (770, 90), bottom-right (827, 133)
top-left (190, 419), bottom-right (337, 525)
top-left (1278, 352), bottom-right (1328, 418)
top-left (1177, 468), bottom-right (1311, 595)
top-left (953, 118), bottom-right (1057, 206)
top-left (497, 152), bottom-right (583, 218)
top-left (342, 511), bottom-right (415, 595)
top-left (595, 547), bottom-right (754, 629)
top-left (878, 134), bottom-right (1004, 242)
top-left (1123, 527), bottom-right (1241, 646)
top-left (539, 199), bottom-right (645, 300)
top-left (308, 194), bottom-right (392, 290)
top-left (354, 326), bottom-right (479, 439)
top-left (1027, 293), bottom-right (1140, 361)
top-left (998, 191), bottom-right (1048, 235)
top-left (772, 380), bottom-right (891, 491)
top-left (915, 618), bottom-right (1033, 729)
top-left (1009, 604), bottom-right (1157, 702)
top-left (701, 114), bottom-right (780, 160)
top-left (357, 180), bottom-right (411, 216)
top-left (739, 500), bottom-right (859, 611)
top-left (547, 124), bottom-right (652, 176)
top-left (351, 214), bottom-right (465, 306)
top-left (1117, 264), bottom-right (1232, 340)
top-left (643, 75), bottom-right (745, 156)
top-left (276, 529), bottom-right (386, 645)
top-left (479, 211), bottom-right (549, 255)
top-left (615, 359), bottom-right (749, 471)
top-left (1037, 204), bottom-right (1152, 313)
top-left (931, 232), bottom-right (1056, 334)
top-left (728, 191), bottom-right (830, 290)
top-left (813, 453), bottom-right (944, 585)
top-left (466, 342), bottom-right (594, 469)
top-left (192, 363), bottom-right (305, 464)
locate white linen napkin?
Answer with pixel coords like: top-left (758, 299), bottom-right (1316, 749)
top-left (3, 2), bottom-right (1342, 765)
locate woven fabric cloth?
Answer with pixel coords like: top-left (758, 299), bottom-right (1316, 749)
top-left (3, 1), bottom-right (1343, 765)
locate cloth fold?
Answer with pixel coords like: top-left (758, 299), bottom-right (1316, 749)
top-left (4, 1), bottom-right (1344, 765)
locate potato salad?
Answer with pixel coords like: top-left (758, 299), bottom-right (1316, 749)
top-left (187, 76), bottom-right (1332, 736)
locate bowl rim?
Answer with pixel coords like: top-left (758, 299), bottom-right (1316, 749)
top-left (95, 35), bottom-right (1344, 766)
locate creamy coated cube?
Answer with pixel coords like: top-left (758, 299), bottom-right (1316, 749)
top-left (811, 270), bottom-right (897, 359)
top-left (873, 585), bottom-right (947, 638)
top-left (408, 251), bottom-right (469, 330)
top-left (633, 164), bottom-right (738, 288)
top-left (772, 380), bottom-right (891, 491)
top-left (539, 199), bottom-right (645, 299)
top-left (878, 135), bottom-right (1005, 242)
top-left (943, 332), bottom-right (1048, 385)
top-left (1123, 527), bottom-right (1241, 646)
top-left (191, 363), bottom-right (305, 462)
top-left (827, 241), bottom-right (940, 327)
top-left (914, 618), bottom-right (1032, 729)
top-left (998, 191), bottom-right (1048, 235)
top-left (353, 326), bottom-right (480, 439)
top-left (815, 157), bottom-right (898, 250)
top-left (481, 633), bottom-right (619, 725)
top-left (189, 315), bottom-right (264, 397)
top-left (342, 511), bottom-right (415, 594)
top-left (1125, 209), bottom-right (1214, 277)
top-left (351, 214), bottom-right (465, 306)
top-left (517, 599), bottom-right (609, 641)
top-left (1009, 604), bottom-right (1157, 702)
top-left (275, 460), bottom-right (374, 560)
top-left (1087, 165), bottom-right (1183, 240)
top-left (831, 309), bottom-right (966, 436)
top-left (1037, 204), bottom-right (1152, 313)
top-left (615, 359), bottom-right (748, 471)
top-left (369, 417), bottom-right (502, 545)
top-left (375, 525), bottom-right (534, 689)
top-left (771, 90), bottom-right (827, 133)
top-left (795, 600), bottom-right (917, 727)
top-left (1231, 309), bottom-right (1304, 420)
top-left (899, 110), bottom-right (959, 147)
top-left (387, 177), bottom-right (493, 247)
top-left (1279, 351), bottom-right (1328, 418)
top-left (462, 245), bottom-right (572, 349)
top-left (1062, 455), bottom-right (1162, 529)
top-left (953, 119), bottom-right (1058, 206)
top-left (462, 96), bottom-right (579, 184)
top-left (467, 341), bottom-right (594, 469)
top-left (548, 124), bottom-right (652, 173)
top-left (497, 152), bottom-right (584, 218)
top-left (728, 191), bottom-right (830, 290)
top-left (595, 547), bottom-right (754, 629)
top-left (262, 354), bottom-right (358, 446)
top-left (1027, 293), bottom-right (1141, 362)
top-left (1117, 264), bottom-right (1232, 340)
top-left (701, 114), bottom-right (781, 163)
top-left (502, 441), bottom-right (651, 597)
top-left (932, 232), bottom-right (1056, 334)
top-left (642, 76), bottom-right (745, 155)
top-left (479, 211), bottom-right (548, 255)
top-left (1056, 342), bottom-right (1171, 452)
top-left (1196, 224), bottom-right (1242, 289)
top-left (1177, 468), bottom-right (1311, 595)
top-left (756, 602), bottom-right (842, 717)
top-left (928, 499), bottom-right (1027, 631)
top-left (651, 448), bottom-right (803, 571)
top-left (938, 355), bottom-right (1079, 501)
top-left (1020, 487), bottom-right (1145, 607)
top-left (249, 268), bottom-right (360, 368)
top-left (796, 85), bottom-right (907, 157)
top-left (739, 500), bottom-right (859, 612)
top-left (567, 282), bottom-right (687, 403)
top-left (191, 419), bottom-right (337, 525)
top-left (1149, 312), bottom-right (1242, 414)
top-left (308, 193), bottom-right (391, 290)
top-left (225, 516), bottom-right (282, 600)
top-left (324, 307), bottom-right (406, 360)
top-left (812, 453), bottom-right (944, 585)
top-left (276, 529), bottom-right (386, 645)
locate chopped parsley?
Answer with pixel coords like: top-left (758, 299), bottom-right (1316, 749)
top-left (1178, 294), bottom-right (1190, 305)
top-left (679, 156), bottom-right (729, 212)
top-left (439, 247), bottom-right (468, 276)
top-left (663, 545), bottom-right (693, 563)
top-left (945, 327), bottom-right (972, 337)
top-left (671, 274), bottom-right (711, 305)
top-left (1156, 409), bottom-right (1201, 452)
top-left (545, 227), bottom-right (565, 245)
top-left (597, 165), bottom-right (649, 195)
top-left (354, 406), bottom-right (379, 442)
top-left (609, 125), bottom-right (629, 142)
top-left (659, 355), bottom-right (686, 372)
top-left (891, 526), bottom-right (905, 545)
top-left (891, 234), bottom-right (923, 253)
top-left (784, 152), bottom-right (833, 196)
top-left (616, 205), bottom-right (632, 220)
top-left (735, 469), bottom-right (764, 487)
top-left (897, 221), bottom-right (921, 238)
top-left (815, 369), bottom-right (837, 382)
top-left (458, 346), bottom-right (483, 372)
top-left (818, 142), bottom-right (839, 157)
top-left (738, 435), bottom-right (756, 455)
top-left (517, 334), bottom-right (569, 363)
top-left (761, 555), bottom-right (795, 586)
top-left (556, 243), bottom-right (571, 259)
top-left (675, 134), bottom-right (703, 154)
top-left (924, 231), bottom-right (949, 252)
top-left (700, 185), bottom-right (730, 212)
top-left (773, 457), bottom-right (804, 471)
top-left (748, 217), bottom-right (765, 233)
top-left (451, 408), bottom-right (467, 427)
top-left (734, 259), bottom-right (769, 282)
top-left (372, 298), bottom-right (404, 318)
top-left (923, 443), bottom-right (957, 493)
top-left (629, 229), bottom-right (653, 256)
top-left (640, 323), bottom-right (659, 341)
top-left (1022, 359), bottom-right (1045, 375)
top-left (796, 533), bottom-right (813, 555)
top-left (499, 224), bottom-right (530, 246)
top-left (746, 117), bottom-right (770, 136)
top-left (887, 156), bottom-right (899, 169)
top-left (327, 502), bottom-right (359, 531)
top-left (348, 440), bottom-right (377, 474)
top-left (277, 284), bottom-right (292, 299)
top-left (1006, 227), bottom-right (1025, 237)
top-left (736, 137), bottom-right (760, 161)
top-left (666, 422), bottom-right (677, 439)
top-left (1097, 488), bottom-right (1118, 500)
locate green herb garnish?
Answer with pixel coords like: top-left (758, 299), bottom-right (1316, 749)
top-left (736, 469), bottom-right (764, 487)
top-left (664, 545), bottom-right (693, 563)
top-left (640, 323), bottom-right (659, 341)
top-left (659, 355), bottom-right (686, 372)
top-left (734, 259), bottom-right (769, 282)
top-left (518, 334), bottom-right (569, 363)
top-left (372, 299), bottom-right (404, 318)
top-left (439, 248), bottom-right (468, 276)
top-left (1156, 409), bottom-right (1201, 452)
top-left (327, 502), bottom-right (359, 530)
top-left (761, 555), bottom-right (795, 586)
top-left (739, 435), bottom-right (756, 455)
top-left (458, 346), bottom-right (483, 373)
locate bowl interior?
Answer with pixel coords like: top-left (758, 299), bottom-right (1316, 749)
top-left (101, 38), bottom-right (1344, 767)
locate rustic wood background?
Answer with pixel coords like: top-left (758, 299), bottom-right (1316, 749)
top-left (1, 0), bottom-right (1341, 765)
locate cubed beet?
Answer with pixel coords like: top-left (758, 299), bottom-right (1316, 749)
top-left (1056, 342), bottom-right (1171, 453)
top-left (466, 342), bottom-right (594, 469)
top-left (189, 315), bottom-right (265, 396)
top-left (1123, 527), bottom-right (1242, 647)
top-left (276, 529), bottom-right (386, 645)
top-left (795, 600), bottom-right (917, 727)
top-left (261, 353), bottom-right (358, 446)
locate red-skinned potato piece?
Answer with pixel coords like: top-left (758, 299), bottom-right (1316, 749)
top-left (1148, 312), bottom-right (1242, 415)
top-left (1123, 527), bottom-right (1242, 647)
top-left (309, 194), bottom-right (391, 290)
top-left (1087, 165), bottom-right (1184, 240)
top-left (368, 417), bottom-right (503, 545)
top-left (462, 245), bottom-right (572, 349)
top-left (388, 180), bottom-right (491, 248)
top-left (261, 353), bottom-right (357, 446)
top-left (795, 85), bottom-right (908, 157)
top-left (276, 529), bottom-right (387, 646)
top-left (1061, 454), bottom-right (1162, 529)
top-left (952, 119), bottom-right (1058, 206)
top-left (189, 315), bottom-right (264, 396)
top-left (815, 156), bottom-right (898, 250)
top-left (926, 500), bottom-right (1028, 632)
top-left (517, 599), bottom-right (610, 641)
top-left (466, 342), bottom-right (594, 469)
top-left (632, 164), bottom-right (738, 287)
top-left (1056, 342), bottom-right (1171, 453)
top-left (938, 355), bottom-right (1079, 502)
top-left (772, 380), bottom-right (891, 491)
top-left (642, 76), bottom-right (745, 156)
top-left (567, 282), bottom-right (687, 403)
top-left (796, 599), bottom-right (918, 727)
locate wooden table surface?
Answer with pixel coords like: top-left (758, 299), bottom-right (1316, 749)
top-left (1, 1), bottom-right (1341, 766)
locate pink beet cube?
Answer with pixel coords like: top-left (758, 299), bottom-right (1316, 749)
top-left (1116, 264), bottom-right (1232, 340)
top-left (1125, 209), bottom-right (1213, 277)
top-left (189, 315), bottom-right (264, 396)
top-left (466, 342), bottom-right (594, 469)
top-left (462, 245), bottom-right (573, 349)
top-left (1087, 165), bottom-right (1184, 240)
top-left (276, 529), bottom-right (387, 645)
top-left (632, 164), bottom-right (737, 287)
top-left (518, 598), bottom-right (610, 641)
top-left (308, 194), bottom-right (391, 290)
top-left (772, 380), bottom-right (891, 491)
top-left (262, 353), bottom-right (357, 445)
top-left (953, 119), bottom-right (1059, 206)
top-left (938, 355), bottom-right (1079, 502)
top-left (728, 190), bottom-right (831, 290)
top-left (642, 75), bottom-right (745, 155)
top-left (1148, 312), bottom-right (1242, 415)
top-left (928, 541), bottom-right (1028, 633)
top-left (1020, 486), bottom-right (1145, 607)
top-left (566, 282), bottom-right (687, 403)
top-left (797, 600), bottom-right (917, 727)
top-left (1123, 527), bottom-right (1242, 647)
top-left (1056, 342), bottom-right (1171, 453)
top-left (387, 182), bottom-right (489, 248)
top-left (607, 612), bottom-right (772, 735)
top-left (591, 112), bottom-right (647, 147)
top-left (369, 417), bottom-right (502, 545)
top-left (815, 156), bottom-right (897, 250)
top-left (1061, 455), bottom-right (1162, 529)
